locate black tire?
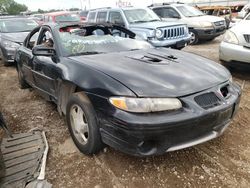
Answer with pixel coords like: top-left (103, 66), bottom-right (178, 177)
top-left (189, 30), bottom-right (199, 45)
top-left (66, 92), bottom-right (104, 155)
top-left (17, 63), bottom-right (30, 89)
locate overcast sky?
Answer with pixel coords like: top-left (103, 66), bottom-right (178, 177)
top-left (15, 0), bottom-right (250, 11)
top-left (14, 0), bottom-right (180, 11)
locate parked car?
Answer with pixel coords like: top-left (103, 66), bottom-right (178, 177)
top-left (149, 3), bottom-right (227, 44)
top-left (29, 13), bottom-right (44, 25)
top-left (219, 13), bottom-right (250, 66)
top-left (79, 10), bottom-right (89, 21)
top-left (15, 23), bottom-right (241, 156)
top-left (199, 6), bottom-right (232, 28)
top-left (87, 7), bottom-right (191, 49)
top-left (237, 3), bottom-right (250, 19)
top-left (0, 17), bottom-right (38, 66)
top-left (44, 11), bottom-right (81, 23)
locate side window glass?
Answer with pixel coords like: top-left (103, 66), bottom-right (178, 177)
top-left (26, 30), bottom-right (40, 50)
top-left (109, 12), bottom-right (125, 25)
top-left (48, 16), bottom-right (53, 22)
top-left (88, 12), bottom-right (96, 22)
top-left (96, 12), bottom-right (107, 23)
top-left (38, 30), bottom-right (54, 48)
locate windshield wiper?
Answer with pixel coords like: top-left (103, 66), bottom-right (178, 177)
top-left (70, 51), bottom-right (103, 56)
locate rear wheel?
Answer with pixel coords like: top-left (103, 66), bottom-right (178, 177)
top-left (189, 30), bottom-right (199, 45)
top-left (66, 92), bottom-right (104, 155)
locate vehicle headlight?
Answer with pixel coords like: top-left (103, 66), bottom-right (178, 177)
top-left (223, 30), bottom-right (239, 44)
top-left (2, 40), bottom-right (20, 50)
top-left (199, 21), bottom-right (213, 28)
top-left (155, 29), bottom-right (164, 39)
top-left (109, 97), bottom-right (182, 113)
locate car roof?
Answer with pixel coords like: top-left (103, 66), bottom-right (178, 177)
top-left (149, 3), bottom-right (188, 8)
top-left (89, 6), bottom-right (147, 12)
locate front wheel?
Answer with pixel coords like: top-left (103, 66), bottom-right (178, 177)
top-left (189, 30), bottom-right (199, 45)
top-left (17, 63), bottom-right (30, 89)
top-left (66, 92), bottom-right (104, 155)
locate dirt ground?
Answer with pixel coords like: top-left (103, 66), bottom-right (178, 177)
top-left (1, 36), bottom-right (250, 188)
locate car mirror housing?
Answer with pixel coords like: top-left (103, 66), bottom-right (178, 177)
top-left (32, 45), bottom-right (56, 57)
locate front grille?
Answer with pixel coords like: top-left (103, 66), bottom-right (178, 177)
top-left (244, 34), bottom-right (250, 43)
top-left (194, 92), bottom-right (221, 109)
top-left (163, 26), bottom-right (186, 39)
top-left (214, 21), bottom-right (225, 26)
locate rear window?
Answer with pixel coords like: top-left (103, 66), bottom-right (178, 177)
top-left (88, 12), bottom-right (96, 22)
top-left (80, 11), bottom-right (88, 17)
top-left (55, 14), bottom-right (81, 22)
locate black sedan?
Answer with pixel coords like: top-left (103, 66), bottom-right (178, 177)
top-left (15, 23), bottom-right (241, 156)
top-left (0, 17), bottom-right (38, 66)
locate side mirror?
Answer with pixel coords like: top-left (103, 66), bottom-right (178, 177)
top-left (173, 15), bottom-right (181, 19)
top-left (32, 45), bottom-right (56, 56)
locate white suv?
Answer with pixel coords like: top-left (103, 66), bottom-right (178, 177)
top-left (87, 7), bottom-right (191, 49)
top-left (150, 3), bottom-right (226, 44)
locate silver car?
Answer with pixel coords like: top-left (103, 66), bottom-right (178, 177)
top-left (219, 13), bottom-right (250, 65)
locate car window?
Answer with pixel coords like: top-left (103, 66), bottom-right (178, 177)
top-left (109, 11), bottom-right (125, 25)
top-left (48, 16), bottom-right (53, 22)
top-left (80, 11), bottom-right (88, 17)
top-left (96, 12), bottom-right (107, 23)
top-left (55, 14), bottom-right (80, 22)
top-left (153, 7), bottom-right (180, 18)
top-left (37, 29), bottom-right (54, 48)
top-left (25, 27), bottom-right (40, 50)
top-left (177, 5), bottom-right (204, 17)
top-left (88, 12), bottom-right (96, 22)
top-left (123, 8), bottom-right (160, 23)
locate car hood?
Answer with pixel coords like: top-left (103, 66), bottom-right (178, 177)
top-left (0, 32), bottom-right (30, 43)
top-left (129, 21), bottom-right (184, 29)
top-left (69, 48), bottom-right (230, 97)
top-left (187, 15), bottom-right (224, 23)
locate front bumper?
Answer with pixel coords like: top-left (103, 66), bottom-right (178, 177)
top-left (148, 35), bottom-right (191, 48)
top-left (1, 47), bottom-right (16, 63)
top-left (194, 26), bottom-right (226, 40)
top-left (219, 41), bottom-right (250, 64)
top-left (90, 82), bottom-right (241, 156)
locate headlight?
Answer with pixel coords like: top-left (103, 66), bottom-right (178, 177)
top-left (223, 30), bottom-right (239, 44)
top-left (2, 40), bottom-right (20, 50)
top-left (109, 97), bottom-right (182, 113)
top-left (155, 29), bottom-right (164, 39)
top-left (199, 21), bottom-right (213, 28)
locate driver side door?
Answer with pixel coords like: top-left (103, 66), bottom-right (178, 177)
top-left (31, 27), bottom-right (59, 101)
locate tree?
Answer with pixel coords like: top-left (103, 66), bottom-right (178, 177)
top-left (0, 0), bottom-right (28, 15)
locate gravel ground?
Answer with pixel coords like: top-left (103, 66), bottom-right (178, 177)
top-left (0, 36), bottom-right (250, 188)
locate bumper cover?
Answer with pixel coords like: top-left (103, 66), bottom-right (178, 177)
top-left (149, 35), bottom-right (191, 48)
top-left (1, 47), bottom-right (16, 63)
top-left (194, 26), bottom-right (226, 40)
top-left (219, 41), bottom-right (250, 64)
top-left (93, 82), bottom-right (241, 156)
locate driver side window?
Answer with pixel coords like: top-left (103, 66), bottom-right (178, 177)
top-left (26, 28), bottom-right (40, 50)
top-left (109, 11), bottom-right (125, 25)
top-left (37, 29), bottom-right (54, 48)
